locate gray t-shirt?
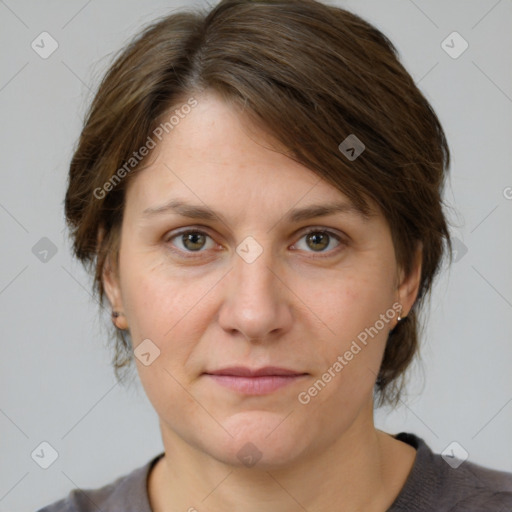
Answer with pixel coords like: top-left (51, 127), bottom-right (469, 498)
top-left (37, 432), bottom-right (512, 511)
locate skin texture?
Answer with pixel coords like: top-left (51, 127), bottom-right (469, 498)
top-left (103, 90), bottom-right (422, 512)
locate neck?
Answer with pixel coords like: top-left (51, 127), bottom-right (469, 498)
top-left (148, 402), bottom-right (416, 512)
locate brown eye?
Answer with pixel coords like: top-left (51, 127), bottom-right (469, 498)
top-left (293, 229), bottom-right (344, 255)
top-left (181, 232), bottom-right (207, 251)
top-left (167, 230), bottom-right (215, 254)
top-left (305, 232), bottom-right (330, 251)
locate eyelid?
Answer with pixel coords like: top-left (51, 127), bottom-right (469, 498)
top-left (298, 225), bottom-right (346, 240)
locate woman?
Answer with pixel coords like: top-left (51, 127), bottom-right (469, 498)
top-left (38, 0), bottom-right (512, 510)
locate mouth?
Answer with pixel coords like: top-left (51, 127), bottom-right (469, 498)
top-left (203, 366), bottom-right (308, 395)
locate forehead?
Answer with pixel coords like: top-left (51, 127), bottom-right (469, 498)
top-left (124, 91), bottom-right (376, 223)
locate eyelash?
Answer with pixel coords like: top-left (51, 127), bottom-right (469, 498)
top-left (164, 226), bottom-right (346, 259)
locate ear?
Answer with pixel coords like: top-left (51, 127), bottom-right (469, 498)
top-left (396, 242), bottom-right (423, 318)
top-left (98, 227), bottom-right (128, 330)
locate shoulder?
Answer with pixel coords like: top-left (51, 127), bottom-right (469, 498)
top-left (445, 458), bottom-right (512, 511)
top-left (389, 432), bottom-right (512, 511)
top-left (36, 453), bottom-right (164, 512)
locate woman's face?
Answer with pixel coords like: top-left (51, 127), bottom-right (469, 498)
top-left (103, 91), bottom-right (421, 468)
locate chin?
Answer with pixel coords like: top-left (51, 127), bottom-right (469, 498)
top-left (208, 412), bottom-right (309, 469)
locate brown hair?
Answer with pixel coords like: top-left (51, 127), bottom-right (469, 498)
top-left (65, 0), bottom-right (452, 407)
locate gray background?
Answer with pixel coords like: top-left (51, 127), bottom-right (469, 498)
top-left (0, 1), bottom-right (511, 510)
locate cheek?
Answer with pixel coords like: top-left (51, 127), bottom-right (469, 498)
top-left (122, 264), bottom-right (173, 335)
top-left (120, 261), bottom-right (205, 415)
top-left (120, 248), bottom-right (180, 327)
top-left (300, 264), bottom-right (395, 338)
top-left (119, 251), bottom-right (217, 366)
top-left (295, 264), bottom-right (396, 393)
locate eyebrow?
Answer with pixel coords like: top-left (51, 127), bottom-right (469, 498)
top-left (142, 199), bottom-right (372, 224)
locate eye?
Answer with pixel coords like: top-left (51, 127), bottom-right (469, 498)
top-left (292, 228), bottom-right (344, 256)
top-left (165, 229), bottom-right (216, 255)
top-left (164, 227), bottom-right (346, 259)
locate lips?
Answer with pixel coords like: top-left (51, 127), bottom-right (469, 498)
top-left (203, 366), bottom-right (308, 395)
top-left (205, 366), bottom-right (306, 377)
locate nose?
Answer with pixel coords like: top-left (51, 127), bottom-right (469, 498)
top-left (217, 243), bottom-right (293, 343)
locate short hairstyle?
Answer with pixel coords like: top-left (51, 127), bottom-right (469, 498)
top-left (64, 0), bottom-right (453, 408)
